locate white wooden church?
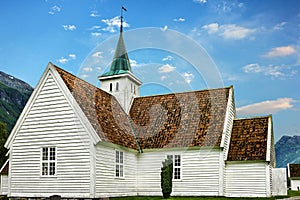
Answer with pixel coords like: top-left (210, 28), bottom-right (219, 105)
top-left (0, 19), bottom-right (287, 198)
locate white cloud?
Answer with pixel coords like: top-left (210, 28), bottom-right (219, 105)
top-left (57, 54), bottom-right (76, 64)
top-left (92, 51), bottom-right (103, 58)
top-left (161, 75), bottom-right (167, 81)
top-left (237, 98), bottom-right (294, 116)
top-left (81, 74), bottom-right (89, 79)
top-left (162, 56), bottom-right (174, 61)
top-left (158, 64), bottom-right (176, 73)
top-left (273, 22), bottom-right (287, 30)
top-left (193, 0), bottom-right (207, 4)
top-left (90, 11), bottom-right (100, 17)
top-left (82, 67), bottom-right (93, 72)
top-left (202, 23), bottom-right (255, 39)
top-left (161, 25), bottom-right (168, 32)
top-left (220, 24), bottom-right (256, 40)
top-left (202, 23), bottom-right (219, 34)
top-left (62, 24), bottom-right (76, 31)
top-left (182, 72), bottom-right (195, 84)
top-left (89, 25), bottom-right (101, 30)
top-left (49, 5), bottom-right (61, 15)
top-left (242, 63), bottom-right (297, 79)
top-left (101, 16), bottom-right (129, 33)
top-left (91, 32), bottom-right (101, 37)
top-left (130, 59), bottom-right (137, 67)
top-left (69, 54), bottom-right (76, 60)
top-left (263, 46), bottom-right (296, 57)
top-left (57, 57), bottom-right (68, 64)
top-left (173, 18), bottom-right (185, 22)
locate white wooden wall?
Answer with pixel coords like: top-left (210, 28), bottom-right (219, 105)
top-left (95, 143), bottom-right (138, 198)
top-left (225, 162), bottom-right (270, 197)
top-left (137, 148), bottom-right (222, 196)
top-left (9, 72), bottom-right (93, 198)
top-left (291, 180), bottom-right (300, 191)
top-left (0, 175), bottom-right (8, 195)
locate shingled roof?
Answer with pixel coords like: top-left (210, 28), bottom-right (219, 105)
top-left (55, 66), bottom-right (138, 150)
top-left (227, 117), bottom-right (269, 161)
top-left (289, 164), bottom-right (300, 178)
top-left (129, 87), bottom-right (230, 149)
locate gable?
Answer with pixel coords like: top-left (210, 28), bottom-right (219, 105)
top-left (5, 64), bottom-right (100, 149)
top-left (227, 116), bottom-right (270, 161)
top-left (129, 88), bottom-right (230, 149)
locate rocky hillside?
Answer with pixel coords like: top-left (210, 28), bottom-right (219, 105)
top-left (0, 71), bottom-right (33, 132)
top-left (275, 135), bottom-right (300, 168)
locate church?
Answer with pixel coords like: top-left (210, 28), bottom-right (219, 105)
top-left (0, 16), bottom-right (287, 198)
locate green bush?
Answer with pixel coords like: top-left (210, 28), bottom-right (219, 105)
top-left (161, 157), bottom-right (173, 199)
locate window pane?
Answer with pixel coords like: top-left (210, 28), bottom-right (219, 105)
top-left (174, 168), bottom-right (180, 179)
top-left (42, 148), bottom-right (48, 160)
top-left (50, 147), bottom-right (55, 160)
top-left (50, 162), bottom-right (55, 175)
top-left (42, 163), bottom-right (48, 175)
top-left (116, 165), bottom-right (119, 177)
top-left (175, 155), bottom-right (181, 166)
top-left (120, 165), bottom-right (123, 177)
top-left (116, 151), bottom-right (119, 163)
top-left (120, 152), bottom-right (123, 164)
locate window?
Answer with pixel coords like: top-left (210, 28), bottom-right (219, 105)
top-left (115, 150), bottom-right (124, 178)
top-left (41, 147), bottom-right (56, 176)
top-left (109, 83), bottom-right (113, 92)
top-left (116, 82), bottom-right (119, 91)
top-left (167, 154), bottom-right (181, 180)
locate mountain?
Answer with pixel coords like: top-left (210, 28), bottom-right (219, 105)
top-left (275, 135), bottom-right (300, 168)
top-left (0, 71), bottom-right (33, 132)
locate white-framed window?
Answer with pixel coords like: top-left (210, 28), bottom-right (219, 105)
top-left (115, 150), bottom-right (124, 178)
top-left (116, 82), bottom-right (119, 91)
top-left (41, 147), bottom-right (56, 176)
top-left (167, 154), bottom-right (181, 180)
top-left (109, 83), bottom-right (113, 92)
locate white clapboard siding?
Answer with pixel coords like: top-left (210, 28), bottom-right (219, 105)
top-left (9, 72), bottom-right (93, 198)
top-left (222, 87), bottom-right (236, 160)
top-left (137, 148), bottom-right (222, 196)
top-left (95, 143), bottom-right (138, 198)
top-left (1, 175), bottom-right (8, 195)
top-left (291, 180), bottom-right (300, 191)
top-left (225, 162), bottom-right (270, 197)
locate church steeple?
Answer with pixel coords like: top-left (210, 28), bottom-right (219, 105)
top-left (101, 6), bottom-right (131, 77)
top-left (98, 6), bottom-right (142, 113)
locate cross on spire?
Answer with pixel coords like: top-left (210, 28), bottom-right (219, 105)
top-left (120, 6), bottom-right (127, 33)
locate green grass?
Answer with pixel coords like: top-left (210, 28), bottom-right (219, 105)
top-left (288, 189), bottom-right (300, 197)
top-left (110, 196), bottom-right (289, 200)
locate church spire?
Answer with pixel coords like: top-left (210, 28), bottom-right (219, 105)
top-left (101, 6), bottom-right (131, 77)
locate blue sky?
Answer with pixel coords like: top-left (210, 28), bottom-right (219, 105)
top-left (1, 0), bottom-right (300, 141)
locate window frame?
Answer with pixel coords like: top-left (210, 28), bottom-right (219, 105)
top-left (115, 150), bottom-right (124, 178)
top-left (167, 154), bottom-right (182, 180)
top-left (41, 147), bottom-right (57, 177)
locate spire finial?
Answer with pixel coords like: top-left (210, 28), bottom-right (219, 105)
top-left (120, 6), bottom-right (127, 33)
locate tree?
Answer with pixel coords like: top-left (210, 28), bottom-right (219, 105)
top-left (0, 122), bottom-right (8, 167)
top-left (161, 156), bottom-right (173, 199)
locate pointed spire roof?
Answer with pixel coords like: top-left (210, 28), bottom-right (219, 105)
top-left (101, 10), bottom-right (132, 77)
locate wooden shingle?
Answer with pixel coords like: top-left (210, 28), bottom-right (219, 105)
top-left (227, 117), bottom-right (269, 161)
top-left (129, 88), bottom-right (230, 149)
top-left (289, 164), bottom-right (300, 178)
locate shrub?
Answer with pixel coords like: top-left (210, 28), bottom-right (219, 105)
top-left (161, 157), bottom-right (173, 199)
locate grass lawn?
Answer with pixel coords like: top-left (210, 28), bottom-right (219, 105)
top-left (111, 195), bottom-right (289, 200)
top-left (288, 189), bottom-right (300, 197)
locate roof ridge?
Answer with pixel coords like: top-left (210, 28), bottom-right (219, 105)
top-left (135, 86), bottom-right (232, 99)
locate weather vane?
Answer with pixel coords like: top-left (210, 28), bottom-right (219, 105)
top-left (120, 6), bottom-right (127, 33)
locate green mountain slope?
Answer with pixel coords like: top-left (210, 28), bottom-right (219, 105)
top-left (275, 135), bottom-right (300, 168)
